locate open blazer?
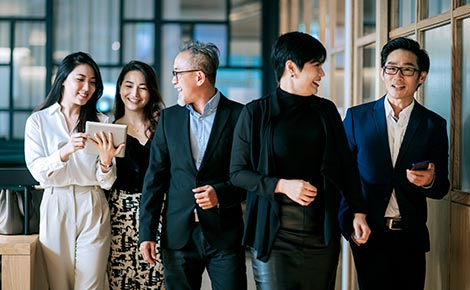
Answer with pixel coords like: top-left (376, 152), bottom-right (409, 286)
top-left (139, 94), bottom-right (246, 250)
top-left (339, 96), bottom-right (450, 252)
top-left (230, 90), bottom-right (366, 262)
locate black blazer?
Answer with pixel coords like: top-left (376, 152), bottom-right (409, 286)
top-left (339, 96), bottom-right (450, 252)
top-left (230, 89), bottom-right (366, 262)
top-left (139, 94), bottom-right (246, 250)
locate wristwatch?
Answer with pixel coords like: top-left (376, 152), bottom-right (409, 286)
top-left (100, 161), bottom-right (113, 170)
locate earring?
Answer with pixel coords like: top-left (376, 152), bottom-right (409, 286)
top-left (291, 74), bottom-right (295, 78)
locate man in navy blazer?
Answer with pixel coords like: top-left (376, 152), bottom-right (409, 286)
top-left (339, 37), bottom-right (450, 290)
top-left (139, 41), bottom-right (246, 290)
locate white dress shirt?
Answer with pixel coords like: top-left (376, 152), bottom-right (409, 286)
top-left (384, 97), bottom-right (414, 218)
top-left (24, 102), bottom-right (116, 189)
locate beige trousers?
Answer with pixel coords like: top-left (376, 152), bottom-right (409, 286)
top-left (39, 185), bottom-right (111, 290)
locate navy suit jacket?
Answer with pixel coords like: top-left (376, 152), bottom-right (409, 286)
top-left (139, 94), bottom-right (246, 250)
top-left (339, 96), bottom-right (450, 252)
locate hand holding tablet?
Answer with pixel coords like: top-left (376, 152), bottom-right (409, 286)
top-left (85, 121), bottom-right (127, 158)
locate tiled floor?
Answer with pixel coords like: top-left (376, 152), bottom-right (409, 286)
top-left (201, 252), bottom-right (256, 290)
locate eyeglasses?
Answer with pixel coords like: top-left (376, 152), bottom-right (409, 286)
top-left (172, 69), bottom-right (200, 81)
top-left (383, 66), bottom-right (420, 76)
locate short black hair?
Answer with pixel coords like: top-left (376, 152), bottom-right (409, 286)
top-left (381, 37), bottom-right (430, 72)
top-left (271, 31), bottom-right (327, 82)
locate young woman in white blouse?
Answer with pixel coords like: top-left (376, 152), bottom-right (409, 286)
top-left (24, 51), bottom-right (124, 290)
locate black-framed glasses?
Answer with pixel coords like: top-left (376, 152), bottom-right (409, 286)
top-left (383, 66), bottom-right (420, 76)
top-left (172, 69), bottom-right (200, 80)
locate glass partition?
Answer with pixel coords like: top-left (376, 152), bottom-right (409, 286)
top-left (423, 25), bottom-right (451, 135)
top-left (361, 43), bottom-right (376, 103)
top-left (124, 0), bottom-right (154, 19)
top-left (0, 0), bottom-right (45, 17)
top-left (390, 0), bottom-right (416, 29)
top-left (0, 112), bottom-right (8, 140)
top-left (217, 68), bottom-right (262, 104)
top-left (163, 0), bottom-right (226, 21)
top-left (423, 0), bottom-right (450, 18)
top-left (334, 1), bottom-right (345, 47)
top-left (13, 22), bottom-right (46, 109)
top-left (332, 52), bottom-right (345, 114)
top-left (362, 0), bottom-right (376, 35)
top-left (123, 24), bottom-right (155, 64)
top-left (54, 0), bottom-right (120, 63)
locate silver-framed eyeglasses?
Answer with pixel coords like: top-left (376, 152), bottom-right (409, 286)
top-left (172, 69), bottom-right (200, 81)
top-left (383, 66), bottom-right (420, 76)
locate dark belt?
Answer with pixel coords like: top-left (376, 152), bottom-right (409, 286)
top-left (385, 217), bottom-right (403, 230)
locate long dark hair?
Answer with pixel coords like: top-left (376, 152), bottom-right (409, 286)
top-left (35, 51), bottom-right (103, 132)
top-left (113, 60), bottom-right (164, 138)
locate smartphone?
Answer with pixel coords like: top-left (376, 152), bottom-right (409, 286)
top-left (410, 160), bottom-right (430, 171)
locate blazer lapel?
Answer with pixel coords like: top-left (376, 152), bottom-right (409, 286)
top-left (175, 106), bottom-right (197, 172)
top-left (373, 97), bottom-right (393, 166)
top-left (198, 96), bottom-right (230, 170)
top-left (395, 102), bottom-right (425, 166)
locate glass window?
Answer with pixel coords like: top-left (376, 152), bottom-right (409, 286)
top-left (332, 52), bottom-right (345, 114)
top-left (217, 68), bottom-right (261, 104)
top-left (334, 1), bottom-right (346, 48)
top-left (0, 22), bottom-right (10, 64)
top-left (193, 24), bottom-right (228, 66)
top-left (0, 0), bottom-right (45, 17)
top-left (13, 22), bottom-right (46, 109)
top-left (124, 0), bottom-right (154, 19)
top-left (229, 1), bottom-right (261, 66)
top-left (362, 0), bottom-right (376, 35)
top-left (54, 0), bottom-right (120, 64)
top-left (0, 67), bottom-right (9, 109)
top-left (97, 68), bottom-right (121, 114)
top-left (123, 23), bottom-right (155, 64)
top-left (423, 0), bottom-right (450, 18)
top-left (0, 112), bottom-right (8, 140)
top-left (163, 0), bottom-right (226, 21)
top-left (161, 24), bottom-right (187, 105)
top-left (361, 43), bottom-right (376, 103)
top-left (390, 0), bottom-right (416, 29)
top-left (423, 25), bottom-right (451, 136)
top-left (13, 112), bottom-right (29, 139)
top-left (461, 18), bottom-right (470, 191)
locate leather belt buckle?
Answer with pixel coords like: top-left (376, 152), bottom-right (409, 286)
top-left (385, 217), bottom-right (402, 230)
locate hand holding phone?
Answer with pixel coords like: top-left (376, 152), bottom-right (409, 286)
top-left (410, 160), bottom-right (430, 171)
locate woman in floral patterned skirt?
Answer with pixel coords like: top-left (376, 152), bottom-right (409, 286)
top-left (107, 60), bottom-right (165, 289)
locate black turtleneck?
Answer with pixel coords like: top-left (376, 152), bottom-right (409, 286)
top-left (272, 88), bottom-right (326, 248)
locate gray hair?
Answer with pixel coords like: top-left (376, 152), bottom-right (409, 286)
top-left (180, 41), bottom-right (220, 85)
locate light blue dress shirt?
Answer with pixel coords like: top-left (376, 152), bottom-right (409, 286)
top-left (186, 90), bottom-right (220, 170)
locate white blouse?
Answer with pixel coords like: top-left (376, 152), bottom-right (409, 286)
top-left (24, 102), bottom-right (116, 189)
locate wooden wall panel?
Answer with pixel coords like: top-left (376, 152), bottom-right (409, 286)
top-left (450, 201), bottom-right (470, 290)
top-left (425, 198), bottom-right (450, 290)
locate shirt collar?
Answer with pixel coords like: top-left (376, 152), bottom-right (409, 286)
top-left (384, 96), bottom-right (414, 122)
top-left (47, 102), bottom-right (62, 115)
top-left (186, 90), bottom-right (220, 117)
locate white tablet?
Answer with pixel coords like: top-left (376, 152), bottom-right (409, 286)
top-left (85, 121), bottom-right (127, 158)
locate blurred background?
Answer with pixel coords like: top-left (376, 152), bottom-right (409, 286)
top-left (1, 1), bottom-right (470, 289)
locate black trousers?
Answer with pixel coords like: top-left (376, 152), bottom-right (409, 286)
top-left (161, 224), bottom-right (247, 290)
top-left (351, 229), bottom-right (426, 290)
top-left (250, 238), bottom-right (340, 290)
